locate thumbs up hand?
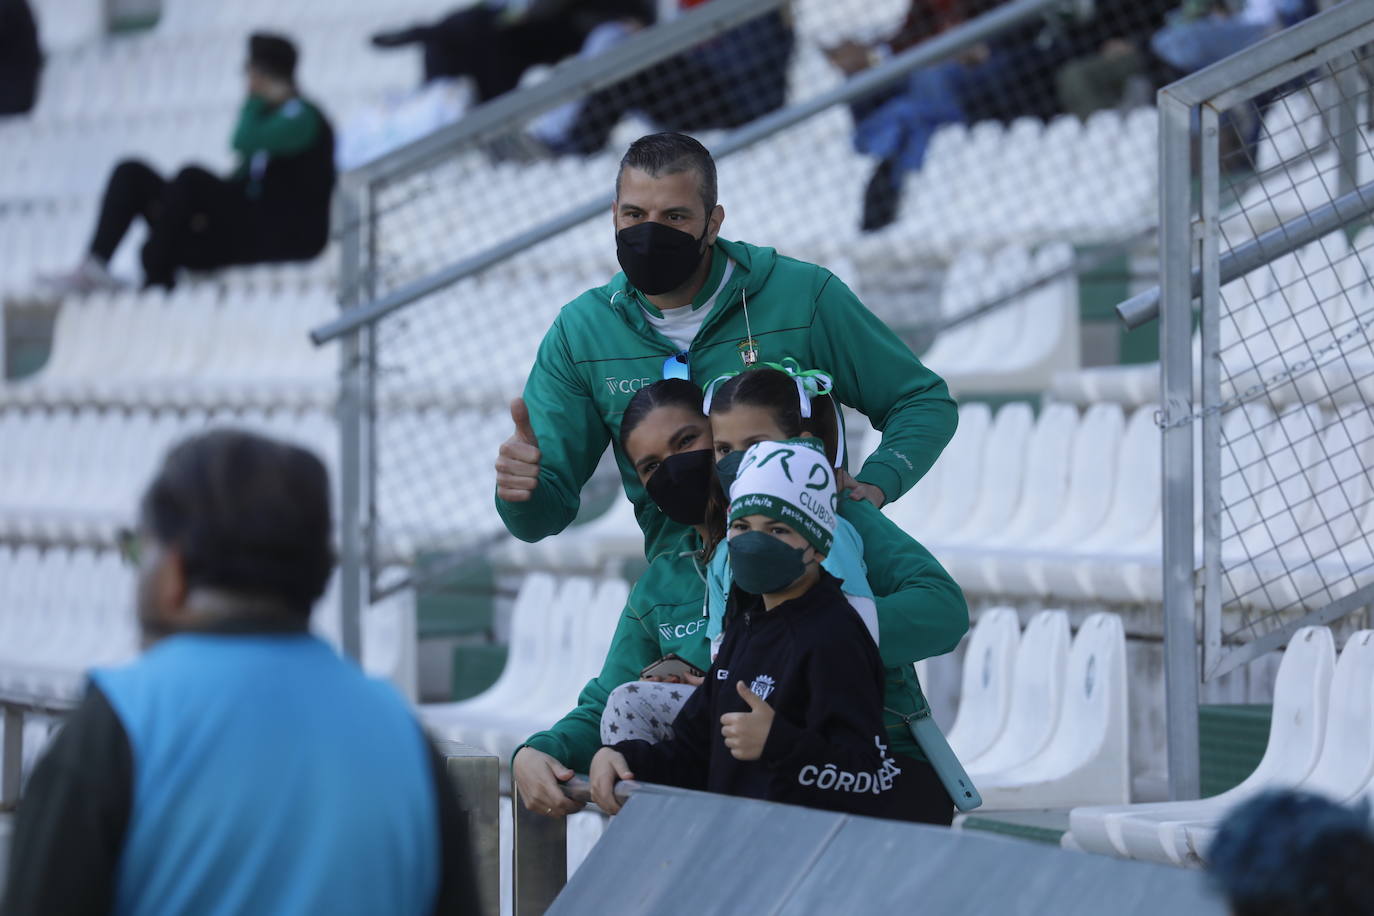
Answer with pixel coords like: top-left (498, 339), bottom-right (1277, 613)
top-left (496, 397), bottom-right (542, 502)
top-left (720, 681), bottom-right (776, 761)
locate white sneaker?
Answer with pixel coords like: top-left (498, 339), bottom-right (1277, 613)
top-left (35, 256), bottom-right (125, 298)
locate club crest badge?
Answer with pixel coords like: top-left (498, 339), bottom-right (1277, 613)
top-left (749, 674), bottom-right (776, 702)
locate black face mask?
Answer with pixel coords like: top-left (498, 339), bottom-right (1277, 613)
top-left (616, 221), bottom-right (708, 295)
top-left (645, 449), bottom-right (715, 525)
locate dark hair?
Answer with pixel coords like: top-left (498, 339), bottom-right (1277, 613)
top-left (1208, 790), bottom-right (1374, 916)
top-left (709, 367), bottom-right (839, 466)
top-left (617, 132), bottom-right (718, 216)
top-left (704, 367), bottom-right (840, 560)
top-left (140, 428), bottom-right (335, 617)
top-left (249, 32), bottom-right (298, 83)
top-left (619, 378), bottom-right (705, 452)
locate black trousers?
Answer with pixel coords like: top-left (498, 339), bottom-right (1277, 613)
top-left (90, 159), bottom-right (254, 289)
top-left (886, 754), bottom-right (956, 827)
top-left (420, 5), bottom-right (587, 102)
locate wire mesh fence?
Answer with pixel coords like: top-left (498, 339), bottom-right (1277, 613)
top-left (332, 0), bottom-right (1245, 584)
top-left (1152, 8), bottom-right (1374, 681)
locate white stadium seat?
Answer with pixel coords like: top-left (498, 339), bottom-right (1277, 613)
top-left (963, 610), bottom-right (1070, 776)
top-left (944, 607), bottom-right (1020, 764)
top-left (1069, 625), bottom-right (1336, 865)
top-left (974, 613), bottom-right (1129, 810)
top-left (1183, 629), bottom-right (1374, 862)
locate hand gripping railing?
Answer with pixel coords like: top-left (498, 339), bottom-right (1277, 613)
top-left (511, 775), bottom-right (641, 916)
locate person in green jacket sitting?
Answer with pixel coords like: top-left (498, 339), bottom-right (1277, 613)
top-left (513, 376), bottom-right (966, 824)
top-left (39, 32), bottom-right (335, 294)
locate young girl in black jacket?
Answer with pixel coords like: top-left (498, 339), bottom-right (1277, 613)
top-left (590, 437), bottom-right (904, 816)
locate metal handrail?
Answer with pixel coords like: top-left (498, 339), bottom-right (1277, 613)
top-left (310, 0), bottom-right (1064, 346)
top-left (1117, 177), bottom-right (1374, 329)
top-left (2, 694), bottom-right (77, 810)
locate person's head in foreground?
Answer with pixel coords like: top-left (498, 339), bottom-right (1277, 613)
top-left (613, 131), bottom-right (724, 303)
top-left (1207, 789), bottom-right (1374, 916)
top-left (132, 428), bottom-right (334, 644)
top-left (245, 32), bottom-right (299, 102)
top-left (726, 437), bottom-right (836, 607)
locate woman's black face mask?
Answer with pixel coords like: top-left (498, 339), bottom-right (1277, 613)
top-left (645, 448), bottom-right (715, 526)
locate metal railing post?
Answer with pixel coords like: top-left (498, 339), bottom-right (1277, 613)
top-left (512, 784), bottom-right (568, 915)
top-left (1158, 88), bottom-right (1202, 802)
top-left (436, 741), bottom-right (501, 916)
top-left (1198, 104), bottom-right (1225, 682)
top-left (1, 703), bottom-right (22, 809)
top-left (336, 182), bottom-right (368, 662)
top-left (1331, 56), bottom-right (1363, 202)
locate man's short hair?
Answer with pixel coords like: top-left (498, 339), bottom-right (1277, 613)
top-left (140, 429), bottom-right (335, 616)
top-left (616, 131), bottom-right (718, 216)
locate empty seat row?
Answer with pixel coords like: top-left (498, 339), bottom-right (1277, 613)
top-left (1069, 626), bottom-right (1374, 866)
top-left (851, 109), bottom-right (1157, 264)
top-left (0, 406), bottom-right (337, 545)
top-left (420, 573), bottom-right (628, 766)
top-left (0, 545), bottom-right (418, 705)
top-left (897, 393), bottom-right (1374, 613)
top-left (1052, 228), bottom-right (1374, 409)
top-left (2, 286), bottom-right (338, 410)
top-left (919, 242), bottom-right (1079, 395)
top-left (948, 609), bottom-right (1128, 810)
top-left (0, 401), bottom-right (511, 565)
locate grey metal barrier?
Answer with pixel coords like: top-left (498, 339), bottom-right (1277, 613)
top-left (1151, 0), bottom-right (1374, 801)
top-left (512, 776), bottom-right (636, 916)
top-left (314, 0), bottom-right (1181, 654)
top-left (436, 740), bottom-right (503, 916)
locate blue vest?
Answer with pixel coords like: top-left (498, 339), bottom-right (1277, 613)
top-left (93, 633), bottom-right (439, 916)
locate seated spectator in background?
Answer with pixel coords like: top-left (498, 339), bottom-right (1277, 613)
top-left (1053, 0), bottom-right (1177, 120)
top-left (590, 438), bottom-right (911, 820)
top-left (39, 33), bottom-right (335, 294)
top-left (1207, 790), bottom-right (1374, 915)
top-left (825, 0), bottom-right (973, 228)
top-left (372, 0), bottom-right (655, 101)
top-left (545, 5), bottom-right (794, 156)
top-left (827, 1), bottom-right (1066, 231)
top-left (1, 430), bottom-right (475, 916)
top-left (0, 0), bottom-right (41, 116)
top-left (1151, 0), bottom-right (1308, 76)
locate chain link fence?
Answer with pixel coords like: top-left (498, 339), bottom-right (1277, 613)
top-left (317, 0), bottom-right (1232, 592)
top-left (1201, 43), bottom-right (1374, 678)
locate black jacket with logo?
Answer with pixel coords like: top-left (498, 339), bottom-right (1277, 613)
top-left (614, 570), bottom-right (904, 816)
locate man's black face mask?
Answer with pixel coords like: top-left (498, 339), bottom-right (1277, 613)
top-left (616, 221), bottom-right (708, 295)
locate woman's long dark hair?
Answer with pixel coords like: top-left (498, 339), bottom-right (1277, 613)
top-left (704, 366), bottom-right (840, 558)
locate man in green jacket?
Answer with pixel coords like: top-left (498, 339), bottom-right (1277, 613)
top-left (495, 131), bottom-right (956, 556)
top-left (38, 32), bottom-right (335, 293)
top-left (496, 132), bottom-right (959, 813)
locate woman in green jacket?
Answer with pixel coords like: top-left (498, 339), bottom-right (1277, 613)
top-left (512, 375), bottom-right (967, 822)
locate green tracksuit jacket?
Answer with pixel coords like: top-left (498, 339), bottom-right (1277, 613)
top-left (497, 237), bottom-right (957, 561)
top-left (521, 497), bottom-right (969, 771)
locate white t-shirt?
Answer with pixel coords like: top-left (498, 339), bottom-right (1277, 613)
top-left (642, 259), bottom-right (736, 353)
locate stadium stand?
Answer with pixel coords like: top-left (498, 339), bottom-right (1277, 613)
top-left (5, 2), bottom-right (1373, 908)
